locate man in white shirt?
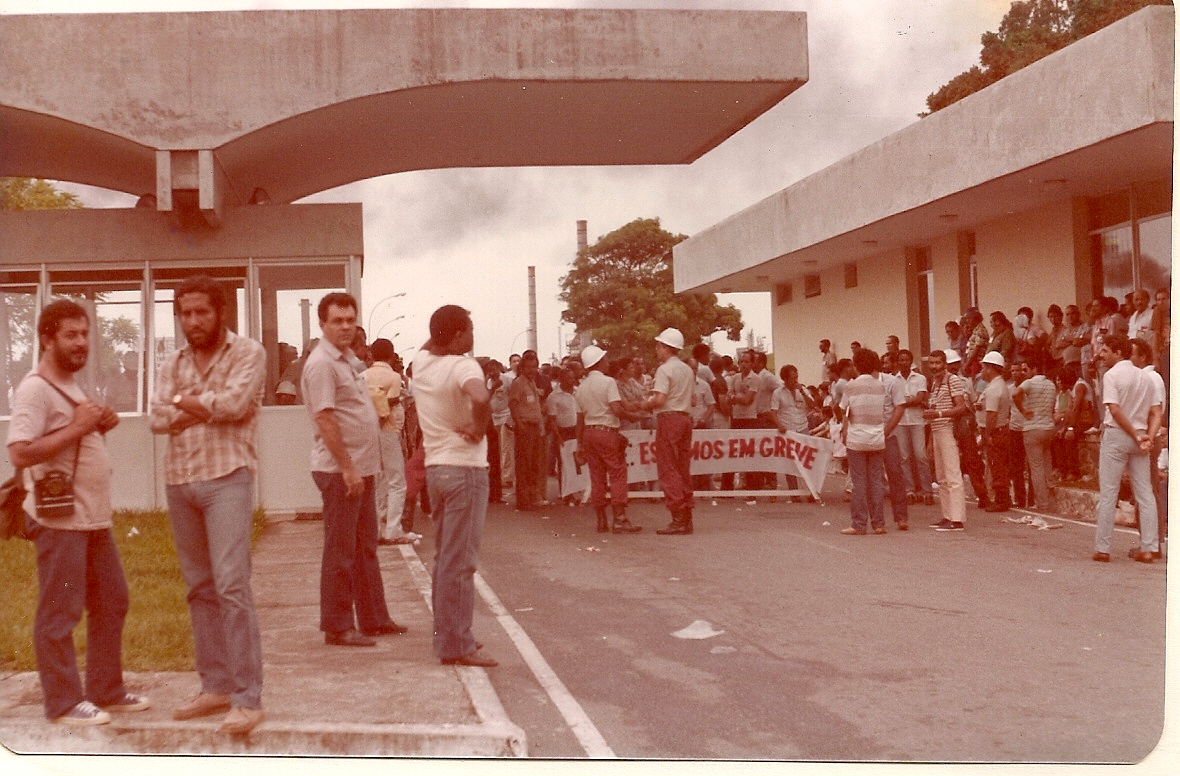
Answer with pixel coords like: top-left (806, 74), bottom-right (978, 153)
top-left (1126, 289), bottom-right (1153, 342)
top-left (643, 328), bottom-right (697, 535)
top-left (896, 350), bottom-right (933, 504)
top-left (411, 305), bottom-right (497, 666)
top-left (575, 346), bottom-right (641, 533)
top-left (1092, 334), bottom-right (1161, 563)
top-left (1129, 337), bottom-right (1167, 558)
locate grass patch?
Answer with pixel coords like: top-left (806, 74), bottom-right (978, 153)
top-left (0, 508), bottom-right (267, 673)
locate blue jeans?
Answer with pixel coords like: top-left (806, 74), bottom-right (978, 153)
top-left (165, 467), bottom-right (263, 709)
top-left (312, 471), bottom-right (392, 634)
top-left (848, 449), bottom-right (885, 531)
top-left (896, 424), bottom-right (933, 496)
top-left (1095, 427), bottom-right (1158, 554)
top-left (426, 465), bottom-right (489, 660)
top-left (32, 525), bottom-right (130, 719)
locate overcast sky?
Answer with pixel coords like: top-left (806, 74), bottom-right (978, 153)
top-left (2, 0), bottom-right (1011, 363)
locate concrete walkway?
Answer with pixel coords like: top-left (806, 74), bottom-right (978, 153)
top-left (0, 517), bottom-right (526, 757)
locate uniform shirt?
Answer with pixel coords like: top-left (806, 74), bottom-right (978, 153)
top-left (545, 386), bottom-right (578, 429)
top-left (508, 370), bottom-right (544, 426)
top-left (689, 376), bottom-right (716, 427)
top-left (1017, 374), bottom-right (1056, 432)
top-left (151, 330), bottom-right (267, 486)
top-left (771, 385), bottom-right (810, 433)
top-left (878, 372), bottom-right (906, 435)
top-left (410, 349), bottom-right (488, 468)
top-left (652, 356), bottom-right (695, 414)
top-left (575, 370), bottom-right (623, 428)
top-left (899, 370), bottom-right (928, 426)
top-left (982, 376), bottom-right (1012, 429)
top-left (7, 370), bottom-right (113, 531)
top-left (303, 338), bottom-right (381, 476)
top-left (1102, 358), bottom-right (1156, 430)
top-left (840, 373), bottom-right (886, 451)
top-left (1006, 380), bottom-right (1025, 432)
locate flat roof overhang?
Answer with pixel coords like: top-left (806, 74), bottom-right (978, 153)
top-left (674, 6), bottom-right (1174, 294)
top-left (0, 9), bottom-right (808, 204)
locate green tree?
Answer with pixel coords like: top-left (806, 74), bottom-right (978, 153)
top-left (0, 177), bottom-right (82, 210)
top-left (924, 0), bottom-right (1171, 115)
top-left (559, 217), bottom-right (743, 364)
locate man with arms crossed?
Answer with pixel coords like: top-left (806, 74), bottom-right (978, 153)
top-left (7, 300), bottom-right (149, 726)
top-left (151, 276), bottom-right (266, 734)
top-left (303, 293), bottom-right (406, 647)
top-left (412, 305), bottom-right (498, 667)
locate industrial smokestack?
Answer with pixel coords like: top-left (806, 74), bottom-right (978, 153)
top-left (527, 265), bottom-right (538, 353)
top-left (576, 220), bottom-right (588, 253)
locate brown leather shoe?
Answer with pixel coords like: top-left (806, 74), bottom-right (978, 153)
top-left (872, 526), bottom-right (888, 535)
top-left (841, 527), bottom-right (866, 535)
top-left (362, 621), bottom-right (408, 637)
top-left (1091, 552), bottom-right (1110, 563)
top-left (1127, 547), bottom-right (1163, 560)
top-left (441, 648), bottom-right (498, 668)
top-left (1130, 551), bottom-right (1155, 564)
top-left (219, 706), bottom-right (265, 735)
top-left (173, 692), bottom-right (231, 721)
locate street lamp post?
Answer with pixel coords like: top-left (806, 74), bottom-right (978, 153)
top-left (374, 315), bottom-right (404, 340)
top-left (366, 292), bottom-right (406, 334)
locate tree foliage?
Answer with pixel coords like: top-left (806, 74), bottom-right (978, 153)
top-left (559, 217), bottom-right (743, 364)
top-left (0, 177), bottom-right (83, 211)
top-left (924, 0), bottom-right (1171, 115)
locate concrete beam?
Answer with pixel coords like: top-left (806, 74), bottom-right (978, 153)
top-left (0, 9), bottom-right (807, 205)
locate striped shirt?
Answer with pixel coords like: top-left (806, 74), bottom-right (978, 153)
top-left (1016, 374), bottom-right (1056, 432)
top-left (927, 373), bottom-right (965, 431)
top-left (840, 374), bottom-right (886, 451)
top-left (151, 330), bottom-right (267, 486)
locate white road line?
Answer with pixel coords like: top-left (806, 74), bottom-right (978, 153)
top-left (1009, 506), bottom-right (1140, 535)
top-left (474, 571), bottom-right (617, 759)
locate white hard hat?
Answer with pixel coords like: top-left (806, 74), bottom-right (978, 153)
top-left (654, 327), bottom-right (685, 350)
top-left (981, 351), bottom-right (1005, 368)
top-left (275, 380), bottom-right (297, 396)
top-left (943, 349), bottom-right (962, 365)
top-left (581, 345), bottom-right (607, 369)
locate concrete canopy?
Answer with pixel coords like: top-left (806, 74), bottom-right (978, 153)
top-left (673, 6), bottom-right (1173, 295)
top-left (0, 8), bottom-right (808, 207)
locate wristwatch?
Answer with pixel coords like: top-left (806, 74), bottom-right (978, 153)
top-left (172, 393), bottom-right (184, 407)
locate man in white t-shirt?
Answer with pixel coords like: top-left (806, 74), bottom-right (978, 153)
top-left (1092, 334), bottom-right (1161, 563)
top-left (411, 305), bottom-right (497, 666)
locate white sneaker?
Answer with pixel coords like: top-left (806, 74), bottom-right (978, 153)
top-left (101, 692), bottom-right (151, 712)
top-left (56, 701), bottom-right (111, 726)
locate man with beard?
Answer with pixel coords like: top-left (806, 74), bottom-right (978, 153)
top-left (7, 300), bottom-right (149, 726)
top-left (150, 276), bottom-right (267, 735)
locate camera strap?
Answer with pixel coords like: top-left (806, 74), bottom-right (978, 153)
top-left (33, 374), bottom-right (83, 478)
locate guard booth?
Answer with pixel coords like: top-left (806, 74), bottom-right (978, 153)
top-left (0, 202), bottom-right (363, 513)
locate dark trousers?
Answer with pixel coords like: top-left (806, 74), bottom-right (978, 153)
top-left (584, 427), bottom-right (629, 510)
top-left (1007, 427), bottom-right (1028, 506)
top-left (33, 525), bottom-right (130, 719)
top-left (731, 418), bottom-right (765, 489)
top-left (655, 411), bottom-right (694, 512)
top-left (513, 421), bottom-right (544, 509)
top-left (486, 417), bottom-right (502, 503)
top-left (312, 472), bottom-right (392, 634)
top-left (883, 433), bottom-right (908, 524)
top-left (954, 419), bottom-right (989, 503)
top-left (985, 427), bottom-right (1012, 509)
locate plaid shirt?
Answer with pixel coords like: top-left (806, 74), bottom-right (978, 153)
top-left (151, 330), bottom-right (267, 486)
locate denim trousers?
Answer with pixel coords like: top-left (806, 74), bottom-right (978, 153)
top-left (883, 433), bottom-right (908, 524)
top-left (32, 525), bottom-right (130, 718)
top-left (896, 423), bottom-right (933, 496)
top-left (848, 448), bottom-right (885, 530)
top-left (426, 465), bottom-right (489, 660)
top-left (165, 466), bottom-right (263, 709)
top-left (1094, 427), bottom-right (1158, 554)
top-left (312, 471), bottom-right (392, 634)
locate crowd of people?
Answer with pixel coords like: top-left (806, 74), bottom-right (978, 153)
top-left (6, 282), bottom-right (1168, 733)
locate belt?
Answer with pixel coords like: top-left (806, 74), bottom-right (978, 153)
top-left (585, 424), bottom-right (619, 431)
top-left (658, 410), bottom-right (690, 417)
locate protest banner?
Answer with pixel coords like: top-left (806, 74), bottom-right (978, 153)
top-left (560, 428), bottom-right (833, 500)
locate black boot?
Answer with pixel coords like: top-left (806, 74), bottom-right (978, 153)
top-left (611, 505), bottom-right (641, 533)
top-left (656, 509), bottom-right (692, 535)
top-left (595, 508), bottom-right (610, 533)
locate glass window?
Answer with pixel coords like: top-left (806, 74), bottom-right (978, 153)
top-left (1097, 225), bottom-right (1134, 303)
top-left (0, 285), bottom-right (38, 416)
top-left (1138, 213), bottom-right (1171, 295)
top-left (48, 282), bottom-right (145, 410)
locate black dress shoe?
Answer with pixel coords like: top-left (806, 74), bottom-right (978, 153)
top-left (362, 622), bottom-right (408, 637)
top-left (984, 504), bottom-right (1010, 513)
top-left (441, 649), bottom-right (498, 667)
top-left (325, 629), bottom-right (377, 647)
